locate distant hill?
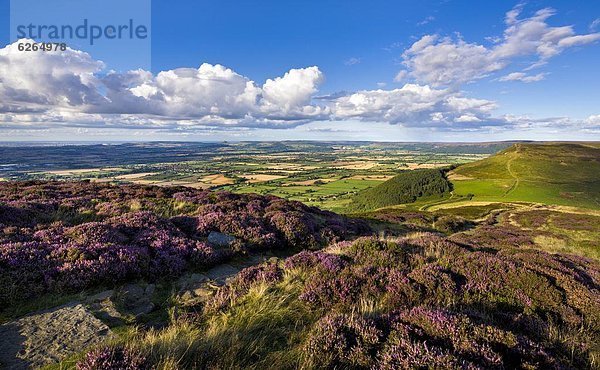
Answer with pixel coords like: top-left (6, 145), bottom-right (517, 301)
top-left (349, 168), bottom-right (452, 212)
top-left (449, 143), bottom-right (600, 208)
top-left (349, 143), bottom-right (600, 212)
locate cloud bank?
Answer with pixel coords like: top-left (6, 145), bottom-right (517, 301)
top-left (0, 39), bottom-right (502, 130)
top-left (1, 5), bottom-right (599, 135)
top-left (398, 6), bottom-right (600, 86)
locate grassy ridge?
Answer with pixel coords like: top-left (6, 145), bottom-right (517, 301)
top-left (349, 169), bottom-right (452, 212)
top-left (450, 143), bottom-right (600, 209)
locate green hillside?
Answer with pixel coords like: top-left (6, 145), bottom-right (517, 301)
top-left (349, 168), bottom-right (451, 212)
top-left (449, 143), bottom-right (600, 209)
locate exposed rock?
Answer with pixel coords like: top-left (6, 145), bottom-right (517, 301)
top-left (0, 303), bottom-right (113, 369)
top-left (176, 273), bottom-right (211, 305)
top-left (208, 231), bottom-right (237, 248)
top-left (205, 264), bottom-right (240, 284)
top-left (87, 289), bottom-right (114, 302)
top-left (85, 290), bottom-right (125, 326)
top-left (175, 253), bottom-right (276, 306)
top-left (176, 265), bottom-right (239, 306)
top-left (114, 283), bottom-right (156, 318)
top-left (177, 273), bottom-right (209, 291)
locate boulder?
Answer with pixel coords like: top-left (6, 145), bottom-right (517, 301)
top-left (208, 231), bottom-right (237, 248)
top-left (85, 290), bottom-right (125, 326)
top-left (114, 283), bottom-right (156, 318)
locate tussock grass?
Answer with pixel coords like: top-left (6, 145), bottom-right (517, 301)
top-left (122, 273), bottom-right (316, 369)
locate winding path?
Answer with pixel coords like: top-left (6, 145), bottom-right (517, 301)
top-left (503, 144), bottom-right (521, 197)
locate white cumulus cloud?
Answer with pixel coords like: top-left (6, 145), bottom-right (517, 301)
top-left (0, 39), bottom-right (106, 112)
top-left (401, 7), bottom-right (600, 86)
top-left (330, 84), bottom-right (499, 127)
top-left (0, 34), bottom-right (596, 135)
top-left (0, 40), bottom-right (329, 128)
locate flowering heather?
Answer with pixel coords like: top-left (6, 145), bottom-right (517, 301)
top-left (0, 181), bottom-right (367, 306)
top-left (218, 235), bottom-right (600, 368)
top-left (300, 269), bottom-right (366, 307)
top-left (450, 224), bottom-right (535, 249)
top-left (407, 264), bottom-right (460, 305)
top-left (76, 346), bottom-right (149, 370)
top-left (385, 269), bottom-right (421, 306)
top-left (283, 250), bottom-right (348, 273)
top-left (366, 210), bottom-right (433, 229)
top-left (304, 313), bottom-right (382, 368)
top-left (345, 237), bottom-right (412, 269)
top-left (4, 181), bottom-right (600, 369)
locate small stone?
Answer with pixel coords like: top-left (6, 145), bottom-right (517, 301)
top-left (206, 264), bottom-right (239, 284)
top-left (114, 283), bottom-right (155, 318)
top-left (207, 231), bottom-right (237, 248)
top-left (86, 290), bottom-right (114, 303)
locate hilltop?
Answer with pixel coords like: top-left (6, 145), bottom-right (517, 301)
top-left (350, 143), bottom-right (600, 212)
top-left (347, 142), bottom-right (600, 261)
top-left (448, 143), bottom-right (600, 209)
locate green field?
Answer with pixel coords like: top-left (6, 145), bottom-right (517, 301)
top-left (15, 142), bottom-right (494, 212)
top-left (441, 143), bottom-right (600, 209)
top-left (345, 143), bottom-right (600, 259)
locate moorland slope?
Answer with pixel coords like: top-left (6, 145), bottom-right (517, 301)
top-left (350, 143), bottom-right (600, 212)
top-left (1, 153), bottom-right (600, 369)
top-left (449, 143), bottom-right (600, 208)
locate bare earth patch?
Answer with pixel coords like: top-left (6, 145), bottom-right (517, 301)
top-left (333, 161), bottom-right (379, 170)
top-left (405, 163), bottom-right (451, 169)
top-left (241, 174), bottom-right (287, 183)
top-left (428, 201), bottom-right (509, 212)
top-left (201, 174), bottom-right (235, 185)
top-left (0, 303), bottom-right (113, 369)
top-left (40, 168), bottom-right (126, 176)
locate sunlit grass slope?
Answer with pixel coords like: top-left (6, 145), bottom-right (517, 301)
top-left (449, 143), bottom-right (600, 209)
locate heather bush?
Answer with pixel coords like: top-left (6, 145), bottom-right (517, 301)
top-left (5, 181), bottom-right (600, 369)
top-left (365, 210), bottom-right (433, 229)
top-left (304, 313), bottom-right (382, 368)
top-left (300, 269), bottom-right (366, 307)
top-left (450, 224), bottom-right (535, 249)
top-left (293, 234), bottom-right (600, 368)
top-left (73, 231), bottom-right (600, 369)
top-left (284, 250), bottom-right (348, 273)
top-left (76, 346), bottom-right (149, 370)
top-left (0, 181), bottom-right (367, 306)
top-left (433, 215), bottom-right (472, 234)
top-left (377, 307), bottom-right (562, 369)
top-left (407, 264), bottom-right (460, 306)
top-left (346, 237), bottom-right (412, 269)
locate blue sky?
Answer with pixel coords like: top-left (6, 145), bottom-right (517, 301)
top-left (0, 0), bottom-right (599, 141)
